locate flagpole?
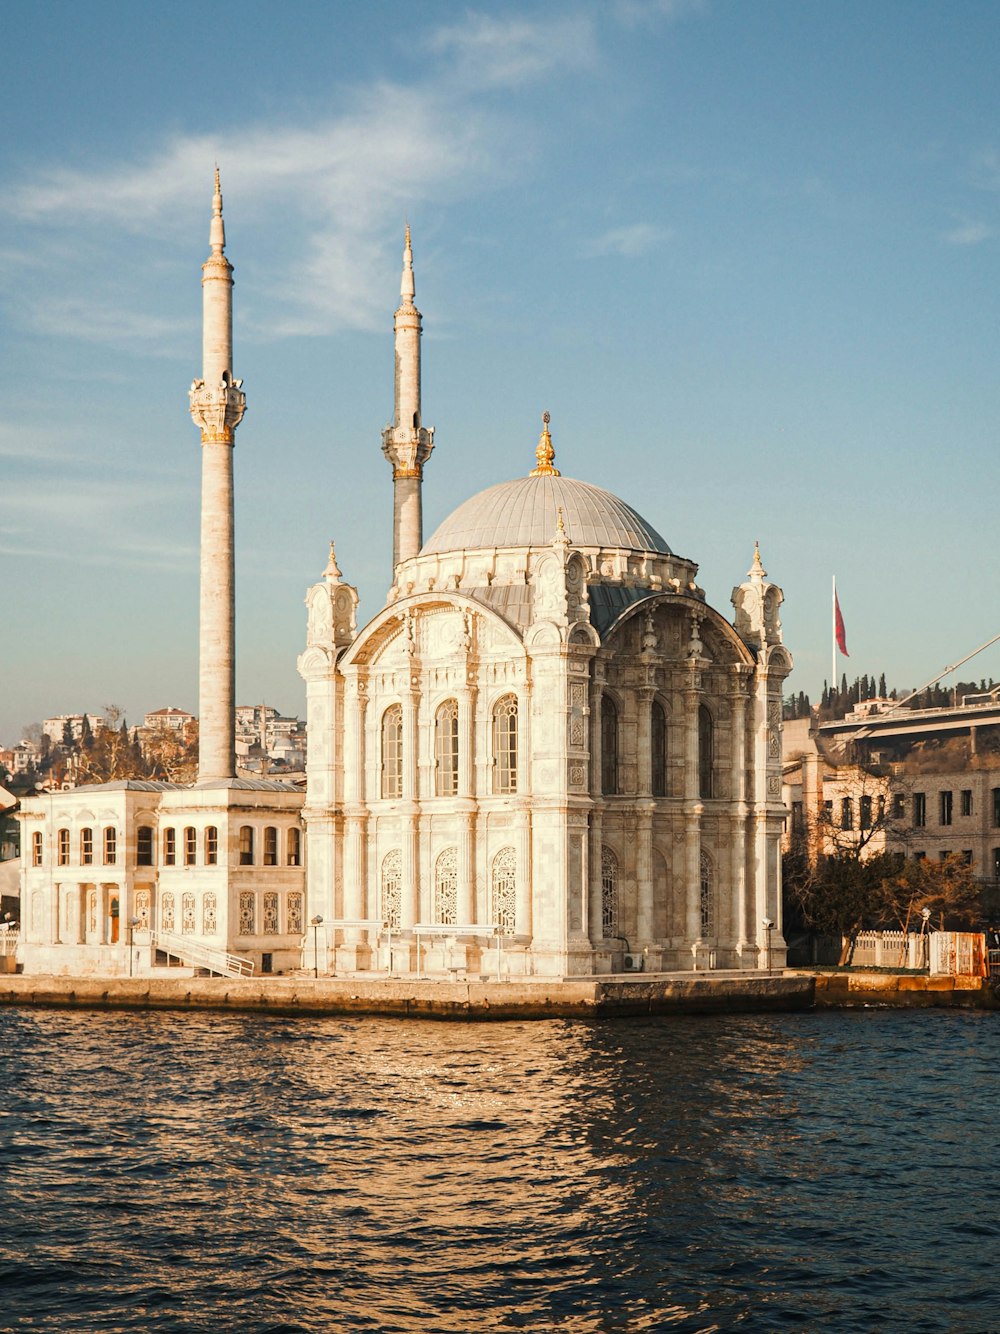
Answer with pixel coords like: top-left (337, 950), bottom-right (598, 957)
top-left (832, 575), bottom-right (836, 698)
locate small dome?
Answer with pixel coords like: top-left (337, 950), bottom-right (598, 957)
top-left (421, 474), bottom-right (672, 557)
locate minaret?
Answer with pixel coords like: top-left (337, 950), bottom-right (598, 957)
top-left (189, 169), bottom-right (246, 783)
top-left (381, 226), bottom-right (434, 574)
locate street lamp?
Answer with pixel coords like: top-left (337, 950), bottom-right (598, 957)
top-left (128, 915), bottom-right (140, 978)
top-left (311, 915), bottom-right (324, 979)
top-left (762, 917), bottom-right (774, 973)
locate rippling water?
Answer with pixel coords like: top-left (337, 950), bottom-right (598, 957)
top-left (1, 1006), bottom-right (997, 1333)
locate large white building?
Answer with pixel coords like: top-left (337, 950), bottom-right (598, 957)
top-left (298, 233), bottom-right (793, 977)
top-left (16, 183), bottom-right (792, 980)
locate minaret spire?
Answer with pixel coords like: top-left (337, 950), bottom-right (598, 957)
top-left (189, 169), bottom-right (247, 783)
top-left (382, 225), bottom-right (434, 576)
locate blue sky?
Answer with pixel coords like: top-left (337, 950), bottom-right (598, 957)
top-left (2, 0), bottom-right (999, 743)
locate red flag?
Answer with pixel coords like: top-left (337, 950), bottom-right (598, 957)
top-left (835, 590), bottom-right (849, 657)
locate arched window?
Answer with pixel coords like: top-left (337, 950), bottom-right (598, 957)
top-left (103, 826), bottom-right (117, 866)
top-left (381, 850), bottom-right (402, 930)
top-left (698, 705), bottom-right (714, 800)
top-left (435, 699), bottom-right (459, 796)
top-left (239, 826), bottom-right (254, 866)
top-left (80, 828), bottom-right (94, 866)
top-left (651, 700), bottom-right (667, 798)
top-left (493, 695), bottom-right (518, 794)
top-left (57, 829), bottom-right (70, 866)
top-left (183, 827), bottom-right (197, 866)
top-left (381, 704), bottom-right (403, 799)
top-left (700, 852), bottom-right (714, 938)
top-left (263, 826), bottom-right (278, 866)
top-left (137, 827), bottom-right (154, 866)
top-left (163, 827), bottom-right (176, 866)
top-left (31, 831), bottom-right (43, 867)
top-left (601, 846), bottom-right (619, 938)
top-left (601, 695), bottom-right (619, 795)
top-left (287, 827), bottom-right (301, 867)
top-left (204, 826), bottom-right (218, 865)
top-left (435, 847), bottom-right (458, 925)
top-left (491, 847), bottom-right (517, 934)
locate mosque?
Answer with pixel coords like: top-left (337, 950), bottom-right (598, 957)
top-left (17, 179), bottom-right (792, 979)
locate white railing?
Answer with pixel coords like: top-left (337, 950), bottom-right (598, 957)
top-left (0, 926), bottom-right (18, 957)
top-left (847, 930), bottom-right (928, 969)
top-left (150, 929), bottom-right (255, 978)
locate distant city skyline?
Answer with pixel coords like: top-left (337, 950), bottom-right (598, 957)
top-left (3, 1), bottom-right (1000, 745)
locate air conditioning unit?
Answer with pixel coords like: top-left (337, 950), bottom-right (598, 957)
top-left (623, 952), bottom-right (644, 972)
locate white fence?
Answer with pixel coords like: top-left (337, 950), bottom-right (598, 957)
top-left (848, 930), bottom-right (928, 969)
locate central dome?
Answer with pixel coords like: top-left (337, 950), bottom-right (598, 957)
top-left (421, 474), bottom-right (672, 557)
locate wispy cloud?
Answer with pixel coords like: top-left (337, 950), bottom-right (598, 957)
top-left (582, 222), bottom-right (671, 257)
top-left (426, 13), bottom-right (597, 89)
top-left (943, 220), bottom-right (994, 246)
top-left (610, 0), bottom-right (707, 29)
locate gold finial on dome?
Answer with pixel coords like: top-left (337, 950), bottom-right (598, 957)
top-left (529, 410), bottom-right (561, 477)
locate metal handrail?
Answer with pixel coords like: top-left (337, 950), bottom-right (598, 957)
top-left (150, 928), bottom-right (255, 978)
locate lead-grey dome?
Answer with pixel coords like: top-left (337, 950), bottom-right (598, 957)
top-left (421, 474), bottom-right (672, 557)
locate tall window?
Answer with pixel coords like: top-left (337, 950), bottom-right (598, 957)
top-left (161, 892), bottom-right (176, 932)
top-left (287, 891), bottom-right (303, 934)
top-left (287, 827), bottom-right (301, 866)
top-left (103, 826), bottom-right (117, 866)
top-left (435, 847), bottom-right (458, 925)
top-left (238, 891), bottom-right (255, 935)
top-left (601, 696), bottom-right (618, 796)
top-left (184, 827), bottom-right (197, 866)
top-left (203, 892), bottom-right (217, 934)
top-left (182, 892), bottom-right (196, 934)
top-left (601, 846), bottom-right (618, 938)
top-left (914, 793), bottom-right (927, 828)
top-left (239, 826), bottom-right (254, 866)
top-left (860, 795), bottom-right (872, 830)
top-left (841, 797), bottom-right (853, 830)
top-left (205, 826), bottom-right (218, 866)
top-left (651, 701), bottom-right (667, 798)
top-left (134, 888), bottom-right (150, 928)
top-left (31, 831), bottom-right (43, 867)
top-left (57, 829), bottom-right (70, 866)
top-left (700, 852), bottom-right (714, 938)
top-left (994, 789), bottom-right (1000, 827)
top-left (80, 828), bottom-right (94, 865)
top-left (163, 827), bottom-right (177, 866)
top-left (994, 849), bottom-right (1000, 881)
top-left (263, 826), bottom-right (278, 866)
top-left (698, 706), bottom-right (714, 800)
top-left (493, 695), bottom-right (518, 795)
top-left (262, 891), bottom-right (279, 934)
top-left (435, 699), bottom-right (459, 796)
top-left (491, 847), bottom-right (517, 934)
top-left (137, 827), bottom-right (154, 866)
top-left (939, 791), bottom-right (953, 826)
top-left (961, 790), bottom-right (973, 817)
top-left (381, 850), bottom-right (402, 930)
top-left (381, 704), bottom-right (403, 799)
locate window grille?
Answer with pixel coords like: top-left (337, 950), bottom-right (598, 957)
top-left (134, 889), bottom-right (150, 928)
top-left (601, 846), bottom-right (618, 938)
top-left (381, 850), bottom-right (402, 930)
top-left (287, 891), bottom-right (303, 934)
top-left (263, 891), bottom-right (279, 934)
top-left (700, 852), bottom-right (714, 938)
top-left (161, 892), bottom-right (176, 932)
top-left (202, 892), bottom-right (217, 934)
top-left (435, 847), bottom-right (458, 925)
top-left (238, 891), bottom-right (255, 935)
top-left (182, 892), bottom-right (196, 934)
top-left (491, 847), bottom-right (517, 934)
